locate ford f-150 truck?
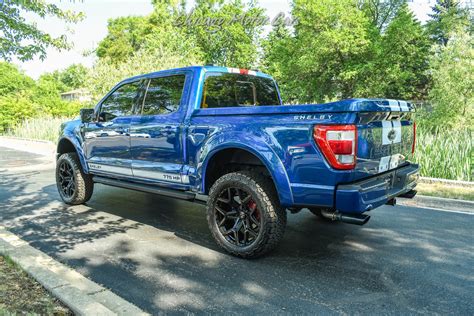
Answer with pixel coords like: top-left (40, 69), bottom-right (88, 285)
top-left (56, 65), bottom-right (419, 258)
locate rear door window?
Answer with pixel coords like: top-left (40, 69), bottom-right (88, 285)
top-left (201, 72), bottom-right (280, 108)
top-left (141, 75), bottom-right (186, 115)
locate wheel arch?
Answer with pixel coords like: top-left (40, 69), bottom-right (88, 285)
top-left (201, 143), bottom-right (293, 206)
top-left (57, 137), bottom-right (89, 173)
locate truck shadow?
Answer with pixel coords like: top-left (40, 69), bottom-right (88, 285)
top-left (1, 169), bottom-right (472, 314)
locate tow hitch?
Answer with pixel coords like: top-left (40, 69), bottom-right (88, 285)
top-left (320, 210), bottom-right (370, 226)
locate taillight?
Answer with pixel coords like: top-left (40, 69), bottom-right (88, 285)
top-left (412, 121), bottom-right (416, 154)
top-left (313, 125), bottom-right (357, 170)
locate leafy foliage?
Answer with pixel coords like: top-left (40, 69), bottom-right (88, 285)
top-left (0, 62), bottom-right (35, 95)
top-left (0, 62), bottom-right (84, 132)
top-left (96, 2), bottom-right (201, 64)
top-left (426, 0), bottom-right (471, 45)
top-left (51, 64), bottom-right (89, 92)
top-left (419, 29), bottom-right (474, 130)
top-left (261, 19), bottom-right (294, 101)
top-left (95, 0), bottom-right (263, 69)
top-left (88, 48), bottom-right (201, 100)
top-left (263, 0), bottom-right (375, 103)
top-left (0, 93), bottom-right (39, 132)
top-left (360, 3), bottom-right (431, 100)
top-left (96, 16), bottom-right (150, 63)
top-left (0, 0), bottom-right (84, 61)
top-left (263, 1), bottom-right (432, 103)
top-left (358, 0), bottom-right (406, 30)
top-left (184, 0), bottom-right (266, 68)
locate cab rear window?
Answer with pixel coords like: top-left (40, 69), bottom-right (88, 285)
top-left (201, 72), bottom-right (280, 108)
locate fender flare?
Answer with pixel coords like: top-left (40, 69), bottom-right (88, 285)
top-left (199, 136), bottom-right (293, 206)
top-left (57, 136), bottom-right (89, 173)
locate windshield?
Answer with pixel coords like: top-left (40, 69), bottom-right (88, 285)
top-left (201, 72), bottom-right (281, 108)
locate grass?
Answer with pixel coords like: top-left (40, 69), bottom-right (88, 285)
top-left (5, 117), bottom-right (72, 143)
top-left (0, 255), bottom-right (71, 315)
top-left (416, 182), bottom-right (474, 201)
top-left (413, 127), bottom-right (472, 181)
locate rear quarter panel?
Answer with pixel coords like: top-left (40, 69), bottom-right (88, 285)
top-left (188, 110), bottom-right (358, 207)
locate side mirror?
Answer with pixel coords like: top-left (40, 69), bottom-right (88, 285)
top-left (80, 108), bottom-right (95, 123)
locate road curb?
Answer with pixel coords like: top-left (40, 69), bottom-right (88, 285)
top-left (0, 228), bottom-right (149, 316)
top-left (420, 177), bottom-right (474, 188)
top-left (398, 195), bottom-right (474, 214)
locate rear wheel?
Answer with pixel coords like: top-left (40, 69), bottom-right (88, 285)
top-left (56, 152), bottom-right (93, 205)
top-left (206, 171), bottom-right (286, 258)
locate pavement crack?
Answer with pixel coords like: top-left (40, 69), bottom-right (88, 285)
top-left (87, 288), bottom-right (107, 296)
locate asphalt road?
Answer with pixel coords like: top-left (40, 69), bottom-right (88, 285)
top-left (0, 146), bottom-right (473, 315)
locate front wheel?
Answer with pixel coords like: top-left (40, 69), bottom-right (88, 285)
top-left (56, 152), bottom-right (93, 205)
top-left (206, 171), bottom-right (286, 258)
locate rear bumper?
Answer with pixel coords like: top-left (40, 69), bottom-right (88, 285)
top-left (335, 164), bottom-right (419, 214)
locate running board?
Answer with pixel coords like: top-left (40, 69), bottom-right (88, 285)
top-left (93, 176), bottom-right (196, 201)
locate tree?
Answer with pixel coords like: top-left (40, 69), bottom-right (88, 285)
top-left (262, 1), bottom-right (434, 102)
top-left (264, 0), bottom-right (375, 103)
top-left (58, 64), bottom-right (89, 91)
top-left (426, 0), bottom-right (470, 45)
top-left (97, 1), bottom-right (265, 69)
top-left (261, 18), bottom-right (294, 102)
top-left (0, 62), bottom-right (35, 96)
top-left (96, 16), bottom-right (149, 63)
top-left (0, 62), bottom-right (85, 131)
top-left (96, 1), bottom-right (202, 66)
top-left (0, 62), bottom-right (37, 131)
top-left (358, 4), bottom-right (431, 100)
top-left (184, 0), bottom-right (266, 68)
top-left (423, 29), bottom-right (474, 130)
top-left (45, 64), bottom-right (89, 92)
top-left (0, 0), bottom-right (84, 61)
top-left (32, 75), bottom-right (77, 117)
top-left (88, 47), bottom-right (201, 100)
top-left (358, 0), bottom-right (407, 31)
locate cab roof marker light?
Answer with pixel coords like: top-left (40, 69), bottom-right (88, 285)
top-left (226, 68), bottom-right (257, 76)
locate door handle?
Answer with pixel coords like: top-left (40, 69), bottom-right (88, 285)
top-left (162, 126), bottom-right (175, 133)
top-left (116, 127), bottom-right (130, 135)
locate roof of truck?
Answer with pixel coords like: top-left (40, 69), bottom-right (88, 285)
top-left (123, 65), bottom-right (273, 83)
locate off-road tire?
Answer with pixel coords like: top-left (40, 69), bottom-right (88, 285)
top-left (56, 152), bottom-right (93, 205)
top-left (206, 171), bottom-right (286, 258)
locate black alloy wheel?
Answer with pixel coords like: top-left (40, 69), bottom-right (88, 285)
top-left (56, 152), bottom-right (94, 205)
top-left (206, 171), bottom-right (286, 258)
top-left (58, 160), bottom-right (76, 199)
top-left (214, 187), bottom-right (262, 247)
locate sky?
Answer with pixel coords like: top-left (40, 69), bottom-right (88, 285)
top-left (14, 0), bottom-right (435, 79)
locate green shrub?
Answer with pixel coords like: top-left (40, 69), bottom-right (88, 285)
top-left (0, 93), bottom-right (40, 132)
top-left (414, 126), bottom-right (472, 181)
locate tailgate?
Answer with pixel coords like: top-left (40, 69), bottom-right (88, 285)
top-left (355, 100), bottom-right (415, 180)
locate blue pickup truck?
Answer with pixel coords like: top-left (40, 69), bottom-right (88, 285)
top-left (56, 65), bottom-right (419, 258)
